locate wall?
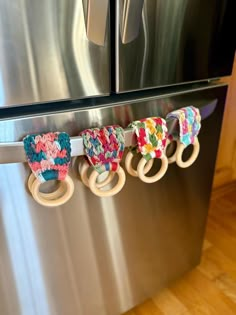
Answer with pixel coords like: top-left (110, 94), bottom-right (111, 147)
top-left (213, 55), bottom-right (236, 188)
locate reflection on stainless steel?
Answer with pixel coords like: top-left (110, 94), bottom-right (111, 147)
top-left (99, 197), bottom-right (134, 309)
top-left (83, 0), bottom-right (109, 46)
top-left (119, 0), bottom-right (144, 44)
top-left (0, 86), bottom-right (227, 315)
top-left (0, 0), bottom-right (110, 108)
top-left (1, 165), bottom-right (50, 315)
top-left (0, 99), bottom-right (218, 164)
top-left (116, 0), bottom-right (235, 92)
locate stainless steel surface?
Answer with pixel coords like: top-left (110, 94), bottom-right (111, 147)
top-left (83, 0), bottom-right (109, 46)
top-left (0, 0), bottom-right (110, 108)
top-left (115, 0), bottom-right (235, 92)
top-left (0, 85), bottom-right (227, 315)
top-left (0, 99), bottom-right (218, 164)
top-left (120, 0), bottom-right (144, 44)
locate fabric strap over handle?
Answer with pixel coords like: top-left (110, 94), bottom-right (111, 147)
top-left (166, 106), bottom-right (201, 147)
top-left (129, 117), bottom-right (168, 160)
top-left (23, 132), bottom-right (74, 207)
top-left (23, 132), bottom-right (71, 182)
top-left (80, 126), bottom-right (125, 173)
top-left (166, 106), bottom-right (201, 168)
top-left (127, 117), bottom-right (169, 183)
top-left (80, 126), bottom-right (126, 197)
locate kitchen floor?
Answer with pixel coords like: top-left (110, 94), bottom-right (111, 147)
top-left (123, 182), bottom-right (236, 315)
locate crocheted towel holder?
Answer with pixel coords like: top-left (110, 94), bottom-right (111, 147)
top-left (166, 106), bottom-right (201, 168)
top-left (126, 117), bottom-right (169, 183)
top-left (23, 132), bottom-right (74, 207)
top-left (80, 126), bottom-right (126, 197)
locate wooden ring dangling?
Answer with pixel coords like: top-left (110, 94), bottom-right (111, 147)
top-left (79, 159), bottom-right (115, 188)
top-left (164, 138), bottom-right (178, 164)
top-left (137, 155), bottom-right (168, 184)
top-left (30, 174), bottom-right (74, 207)
top-left (88, 165), bottom-right (126, 197)
top-left (28, 173), bottom-right (66, 200)
top-left (176, 137), bottom-right (200, 168)
top-left (125, 151), bottom-right (154, 177)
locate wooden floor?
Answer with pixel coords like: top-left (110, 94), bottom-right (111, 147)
top-left (123, 182), bottom-right (236, 315)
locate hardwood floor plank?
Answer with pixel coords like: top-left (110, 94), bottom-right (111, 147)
top-left (205, 221), bottom-right (236, 262)
top-left (170, 278), bottom-right (219, 315)
top-left (202, 240), bottom-right (212, 252)
top-left (209, 205), bottom-right (236, 236)
top-left (123, 311), bottom-right (136, 315)
top-left (122, 183), bottom-right (236, 315)
top-left (133, 300), bottom-right (164, 315)
top-left (152, 289), bottom-right (189, 315)
top-left (211, 181), bottom-right (236, 200)
top-left (184, 269), bottom-right (236, 314)
top-left (199, 246), bottom-right (236, 280)
top-left (214, 273), bottom-right (236, 304)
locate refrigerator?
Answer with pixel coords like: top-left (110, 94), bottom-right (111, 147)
top-left (0, 1), bottom-right (235, 315)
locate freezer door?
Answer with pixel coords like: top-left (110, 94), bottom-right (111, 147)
top-left (0, 0), bottom-right (109, 108)
top-left (115, 0), bottom-right (235, 92)
top-left (0, 84), bottom-right (227, 315)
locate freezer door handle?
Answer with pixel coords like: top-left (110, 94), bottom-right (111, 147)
top-left (83, 0), bottom-right (109, 46)
top-left (0, 99), bottom-right (218, 164)
top-left (120, 0), bottom-right (144, 44)
top-left (0, 131), bottom-right (134, 164)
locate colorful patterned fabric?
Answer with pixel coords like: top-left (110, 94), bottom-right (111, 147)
top-left (23, 132), bottom-right (71, 182)
top-left (80, 126), bottom-right (125, 174)
top-left (129, 117), bottom-right (168, 161)
top-left (166, 106), bottom-right (201, 147)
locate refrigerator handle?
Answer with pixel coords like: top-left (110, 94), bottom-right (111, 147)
top-left (0, 99), bottom-right (217, 164)
top-left (120, 0), bottom-right (144, 44)
top-left (83, 0), bottom-right (109, 46)
top-left (0, 131), bottom-right (135, 164)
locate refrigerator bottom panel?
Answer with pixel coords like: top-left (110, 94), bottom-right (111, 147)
top-left (0, 86), bottom-right (226, 315)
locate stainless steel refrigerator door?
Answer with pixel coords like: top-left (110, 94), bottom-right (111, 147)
top-left (0, 0), bottom-right (110, 108)
top-left (115, 0), bottom-right (235, 92)
top-left (0, 84), bottom-right (227, 315)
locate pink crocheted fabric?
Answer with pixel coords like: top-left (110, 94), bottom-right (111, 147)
top-left (23, 132), bottom-right (71, 182)
top-left (80, 126), bottom-right (125, 174)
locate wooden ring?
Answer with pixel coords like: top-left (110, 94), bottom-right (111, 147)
top-left (125, 151), bottom-right (154, 177)
top-left (30, 175), bottom-right (74, 207)
top-left (137, 156), bottom-right (168, 183)
top-left (28, 173), bottom-right (66, 199)
top-left (79, 159), bottom-right (115, 188)
top-left (88, 165), bottom-right (126, 197)
top-left (165, 138), bottom-right (177, 164)
top-left (176, 137), bottom-right (200, 168)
